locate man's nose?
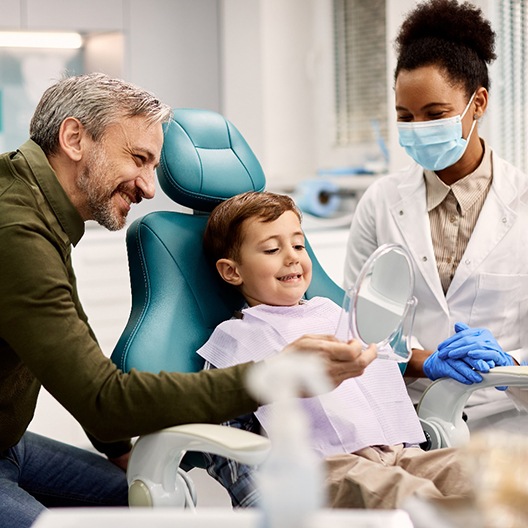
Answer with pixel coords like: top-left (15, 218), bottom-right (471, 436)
top-left (136, 169), bottom-right (156, 200)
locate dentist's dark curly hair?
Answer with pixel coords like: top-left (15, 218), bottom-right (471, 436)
top-left (394, 0), bottom-right (496, 96)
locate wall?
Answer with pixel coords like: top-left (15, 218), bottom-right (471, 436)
top-left (221, 0), bottom-right (318, 189)
top-left (220, 0), bottom-right (420, 185)
top-left (124, 0), bottom-right (223, 220)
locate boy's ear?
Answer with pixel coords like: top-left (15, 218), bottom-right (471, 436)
top-left (216, 258), bottom-right (243, 286)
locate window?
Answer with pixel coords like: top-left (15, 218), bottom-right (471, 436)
top-left (492, 0), bottom-right (528, 172)
top-left (333, 0), bottom-right (388, 149)
top-left (0, 48), bottom-right (82, 151)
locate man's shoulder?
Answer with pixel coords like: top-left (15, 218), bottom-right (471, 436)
top-left (0, 151), bottom-right (19, 195)
top-left (0, 171), bottom-right (42, 230)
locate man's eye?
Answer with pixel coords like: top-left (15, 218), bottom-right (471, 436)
top-left (134, 154), bottom-right (146, 165)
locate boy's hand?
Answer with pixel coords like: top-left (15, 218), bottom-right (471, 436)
top-left (283, 334), bottom-right (377, 388)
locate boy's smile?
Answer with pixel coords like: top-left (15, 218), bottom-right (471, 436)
top-left (223, 210), bottom-right (312, 307)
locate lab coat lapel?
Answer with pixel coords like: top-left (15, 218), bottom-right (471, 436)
top-left (446, 168), bottom-right (517, 299)
top-left (390, 166), bottom-right (448, 312)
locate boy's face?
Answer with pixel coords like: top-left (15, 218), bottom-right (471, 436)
top-left (219, 210), bottom-right (312, 307)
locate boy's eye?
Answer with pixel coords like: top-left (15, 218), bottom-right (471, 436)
top-left (263, 248), bottom-right (279, 254)
top-left (294, 244), bottom-right (305, 251)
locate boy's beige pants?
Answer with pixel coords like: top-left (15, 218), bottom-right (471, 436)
top-left (325, 444), bottom-right (472, 509)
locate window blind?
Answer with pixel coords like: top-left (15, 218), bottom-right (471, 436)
top-left (493, 0), bottom-right (528, 172)
top-left (333, 0), bottom-right (388, 147)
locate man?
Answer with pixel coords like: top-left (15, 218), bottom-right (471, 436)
top-left (0, 73), bottom-right (376, 527)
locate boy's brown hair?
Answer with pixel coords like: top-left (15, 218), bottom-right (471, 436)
top-left (203, 191), bottom-right (302, 265)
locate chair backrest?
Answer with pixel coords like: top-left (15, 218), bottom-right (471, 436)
top-left (111, 108), bottom-right (344, 377)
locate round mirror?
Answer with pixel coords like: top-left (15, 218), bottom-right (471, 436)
top-left (337, 244), bottom-right (417, 362)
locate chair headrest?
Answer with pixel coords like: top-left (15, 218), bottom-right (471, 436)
top-left (157, 108), bottom-right (266, 212)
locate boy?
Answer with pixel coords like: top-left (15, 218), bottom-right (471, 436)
top-left (198, 191), bottom-right (473, 509)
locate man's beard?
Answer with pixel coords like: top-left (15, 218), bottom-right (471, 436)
top-left (76, 149), bottom-right (132, 231)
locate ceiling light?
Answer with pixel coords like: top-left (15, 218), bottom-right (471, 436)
top-left (0, 31), bottom-right (83, 49)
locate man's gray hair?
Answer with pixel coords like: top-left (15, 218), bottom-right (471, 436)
top-left (30, 72), bottom-right (173, 155)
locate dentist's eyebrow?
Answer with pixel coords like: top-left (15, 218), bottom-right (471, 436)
top-left (396, 101), bottom-right (452, 112)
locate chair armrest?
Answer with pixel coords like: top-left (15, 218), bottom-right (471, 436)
top-left (127, 423), bottom-right (271, 507)
top-left (417, 366), bottom-right (528, 449)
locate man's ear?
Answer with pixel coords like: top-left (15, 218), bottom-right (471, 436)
top-left (58, 117), bottom-right (85, 162)
top-left (216, 258), bottom-right (243, 286)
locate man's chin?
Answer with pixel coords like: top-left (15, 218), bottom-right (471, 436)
top-left (94, 210), bottom-right (127, 231)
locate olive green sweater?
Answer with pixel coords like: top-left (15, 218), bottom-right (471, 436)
top-left (0, 140), bottom-right (257, 456)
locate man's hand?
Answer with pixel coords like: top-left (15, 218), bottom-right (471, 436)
top-left (283, 334), bottom-right (377, 388)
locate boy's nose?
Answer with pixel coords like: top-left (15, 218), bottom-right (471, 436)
top-left (285, 248), bottom-right (299, 265)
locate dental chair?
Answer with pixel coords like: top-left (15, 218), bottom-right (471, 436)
top-left (111, 108), bottom-right (528, 508)
top-left (111, 108), bottom-right (343, 508)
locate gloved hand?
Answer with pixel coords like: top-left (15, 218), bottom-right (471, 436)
top-left (437, 322), bottom-right (504, 358)
top-left (423, 350), bottom-right (489, 384)
top-left (436, 322), bottom-right (514, 390)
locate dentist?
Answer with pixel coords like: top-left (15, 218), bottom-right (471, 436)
top-left (344, 0), bottom-right (525, 405)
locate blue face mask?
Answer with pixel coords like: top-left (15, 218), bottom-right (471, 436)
top-left (397, 92), bottom-right (477, 171)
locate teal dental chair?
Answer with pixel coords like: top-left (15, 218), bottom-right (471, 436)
top-left (111, 108), bottom-right (343, 507)
top-left (111, 108), bottom-right (528, 508)
top-left (112, 109), bottom-right (343, 376)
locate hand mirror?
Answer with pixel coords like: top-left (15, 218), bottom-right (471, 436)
top-left (337, 244), bottom-right (418, 362)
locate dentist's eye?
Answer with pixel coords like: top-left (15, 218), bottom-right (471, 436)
top-left (428, 111), bottom-right (446, 119)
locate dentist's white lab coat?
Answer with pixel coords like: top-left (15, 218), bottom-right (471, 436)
top-left (344, 151), bottom-right (528, 411)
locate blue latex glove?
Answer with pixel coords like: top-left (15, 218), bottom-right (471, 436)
top-left (423, 350), bottom-right (488, 384)
top-left (437, 322), bottom-right (504, 359)
top-left (437, 322), bottom-right (514, 390)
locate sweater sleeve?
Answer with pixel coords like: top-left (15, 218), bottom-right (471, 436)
top-left (0, 221), bottom-right (258, 447)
